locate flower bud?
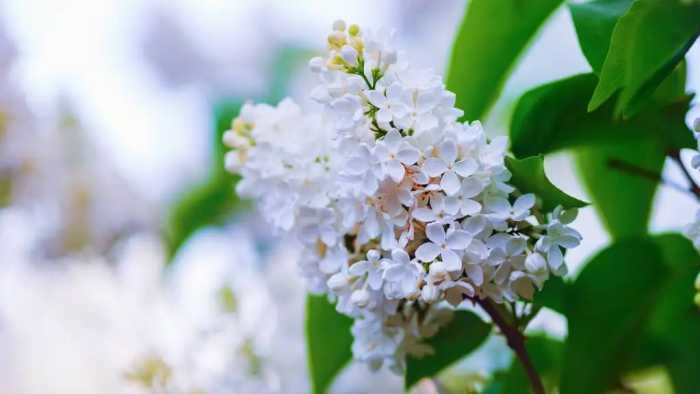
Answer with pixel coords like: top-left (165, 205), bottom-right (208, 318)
top-left (348, 24), bottom-right (360, 36)
top-left (308, 56), bottom-right (324, 73)
top-left (327, 31), bottom-right (347, 49)
top-left (340, 45), bottom-right (358, 66)
top-left (351, 288), bottom-right (370, 307)
top-left (333, 19), bottom-right (346, 32)
top-left (695, 292), bottom-right (700, 308)
top-left (525, 253), bottom-right (546, 273)
top-left (327, 272), bottom-right (349, 291)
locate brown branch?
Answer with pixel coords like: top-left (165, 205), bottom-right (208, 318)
top-left (475, 298), bottom-right (545, 394)
top-left (668, 149), bottom-right (700, 200)
top-left (608, 158), bottom-right (698, 198)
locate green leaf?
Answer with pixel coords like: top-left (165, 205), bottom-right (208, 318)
top-left (533, 275), bottom-right (568, 314)
top-left (560, 237), bottom-right (670, 394)
top-left (405, 311), bottom-right (490, 390)
top-left (588, 0), bottom-right (700, 115)
top-left (509, 73), bottom-right (693, 238)
top-left (505, 155), bottom-right (588, 212)
top-left (165, 100), bottom-right (244, 262)
top-left (446, 0), bottom-right (564, 120)
top-left (510, 73), bottom-right (694, 159)
top-left (569, 0), bottom-right (633, 74)
top-left (484, 335), bottom-right (564, 393)
top-left (306, 294), bottom-right (354, 394)
top-left (575, 141), bottom-right (664, 238)
top-left (647, 234), bottom-right (700, 394)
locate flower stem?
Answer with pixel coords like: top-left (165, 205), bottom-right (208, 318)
top-left (668, 149), bottom-right (700, 200)
top-left (476, 298), bottom-right (545, 394)
top-left (607, 157), bottom-right (697, 199)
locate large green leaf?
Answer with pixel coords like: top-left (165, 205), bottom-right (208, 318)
top-left (647, 234), bottom-right (700, 394)
top-left (510, 73), bottom-right (694, 158)
top-left (405, 310), bottom-right (490, 389)
top-left (505, 155), bottom-right (587, 212)
top-left (533, 275), bottom-right (568, 315)
top-left (560, 238), bottom-right (669, 394)
top-left (306, 294), bottom-right (354, 394)
top-left (588, 0), bottom-right (700, 115)
top-left (568, 0), bottom-right (633, 74)
top-left (446, 0), bottom-right (564, 121)
top-left (509, 73), bottom-right (693, 238)
top-left (575, 141), bottom-right (664, 238)
top-left (165, 100), bottom-right (244, 261)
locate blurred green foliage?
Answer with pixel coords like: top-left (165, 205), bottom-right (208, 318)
top-left (164, 45), bottom-right (312, 263)
top-left (446, 0), bottom-right (564, 121)
top-left (306, 295), bottom-right (354, 394)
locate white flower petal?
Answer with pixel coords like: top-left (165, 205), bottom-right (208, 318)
top-left (464, 264), bottom-right (484, 286)
top-left (416, 242), bottom-right (441, 262)
top-left (413, 207), bottom-right (438, 222)
top-left (397, 146), bottom-right (420, 165)
top-left (454, 159), bottom-right (478, 177)
top-left (441, 250), bottom-right (462, 272)
top-left (440, 171), bottom-right (461, 196)
top-left (423, 158), bottom-right (447, 177)
top-left (446, 230), bottom-right (471, 250)
top-left (366, 90), bottom-right (387, 107)
top-left (425, 222), bottom-right (446, 244)
top-left (514, 193), bottom-right (536, 213)
top-left (439, 140), bottom-right (457, 163)
top-left (386, 159), bottom-right (405, 182)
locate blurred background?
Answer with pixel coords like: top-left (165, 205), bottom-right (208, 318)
top-left (0, 1), bottom-right (698, 393)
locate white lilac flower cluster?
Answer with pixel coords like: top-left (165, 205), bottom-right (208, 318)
top-left (684, 118), bottom-right (700, 251)
top-left (223, 21), bottom-right (581, 371)
top-left (684, 118), bottom-right (700, 307)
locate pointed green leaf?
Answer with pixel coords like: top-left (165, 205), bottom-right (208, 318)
top-left (446, 0), bottom-right (564, 120)
top-left (588, 0), bottom-right (700, 114)
top-left (505, 155), bottom-right (587, 212)
top-left (648, 234), bottom-right (700, 394)
top-left (306, 294), bottom-right (354, 394)
top-left (560, 238), bottom-right (670, 394)
top-left (569, 0), bottom-right (633, 74)
top-left (405, 311), bottom-right (490, 389)
top-left (510, 73), bottom-right (694, 159)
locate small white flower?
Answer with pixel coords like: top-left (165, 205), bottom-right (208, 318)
top-left (366, 83), bottom-right (410, 125)
top-left (422, 139), bottom-right (478, 195)
top-left (415, 222), bottom-right (471, 271)
top-left (383, 249), bottom-right (423, 299)
top-left (373, 130), bottom-right (420, 182)
top-left (349, 249), bottom-right (386, 290)
top-left (536, 221), bottom-right (582, 270)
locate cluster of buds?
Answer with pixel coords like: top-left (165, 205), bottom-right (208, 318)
top-left (223, 21), bottom-right (582, 371)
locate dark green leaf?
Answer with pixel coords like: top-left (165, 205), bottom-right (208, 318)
top-left (165, 100), bottom-right (243, 262)
top-left (647, 234), bottom-right (700, 394)
top-left (509, 73), bottom-right (693, 238)
top-left (575, 141), bottom-right (664, 238)
top-left (306, 294), bottom-right (354, 394)
top-left (405, 311), bottom-right (490, 389)
top-left (588, 0), bottom-right (700, 115)
top-left (560, 238), bottom-right (669, 394)
top-left (569, 0), bottom-right (633, 74)
top-left (446, 0), bottom-right (564, 120)
top-left (533, 275), bottom-right (568, 314)
top-left (510, 73), bottom-right (694, 159)
top-left (505, 155), bottom-right (588, 212)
